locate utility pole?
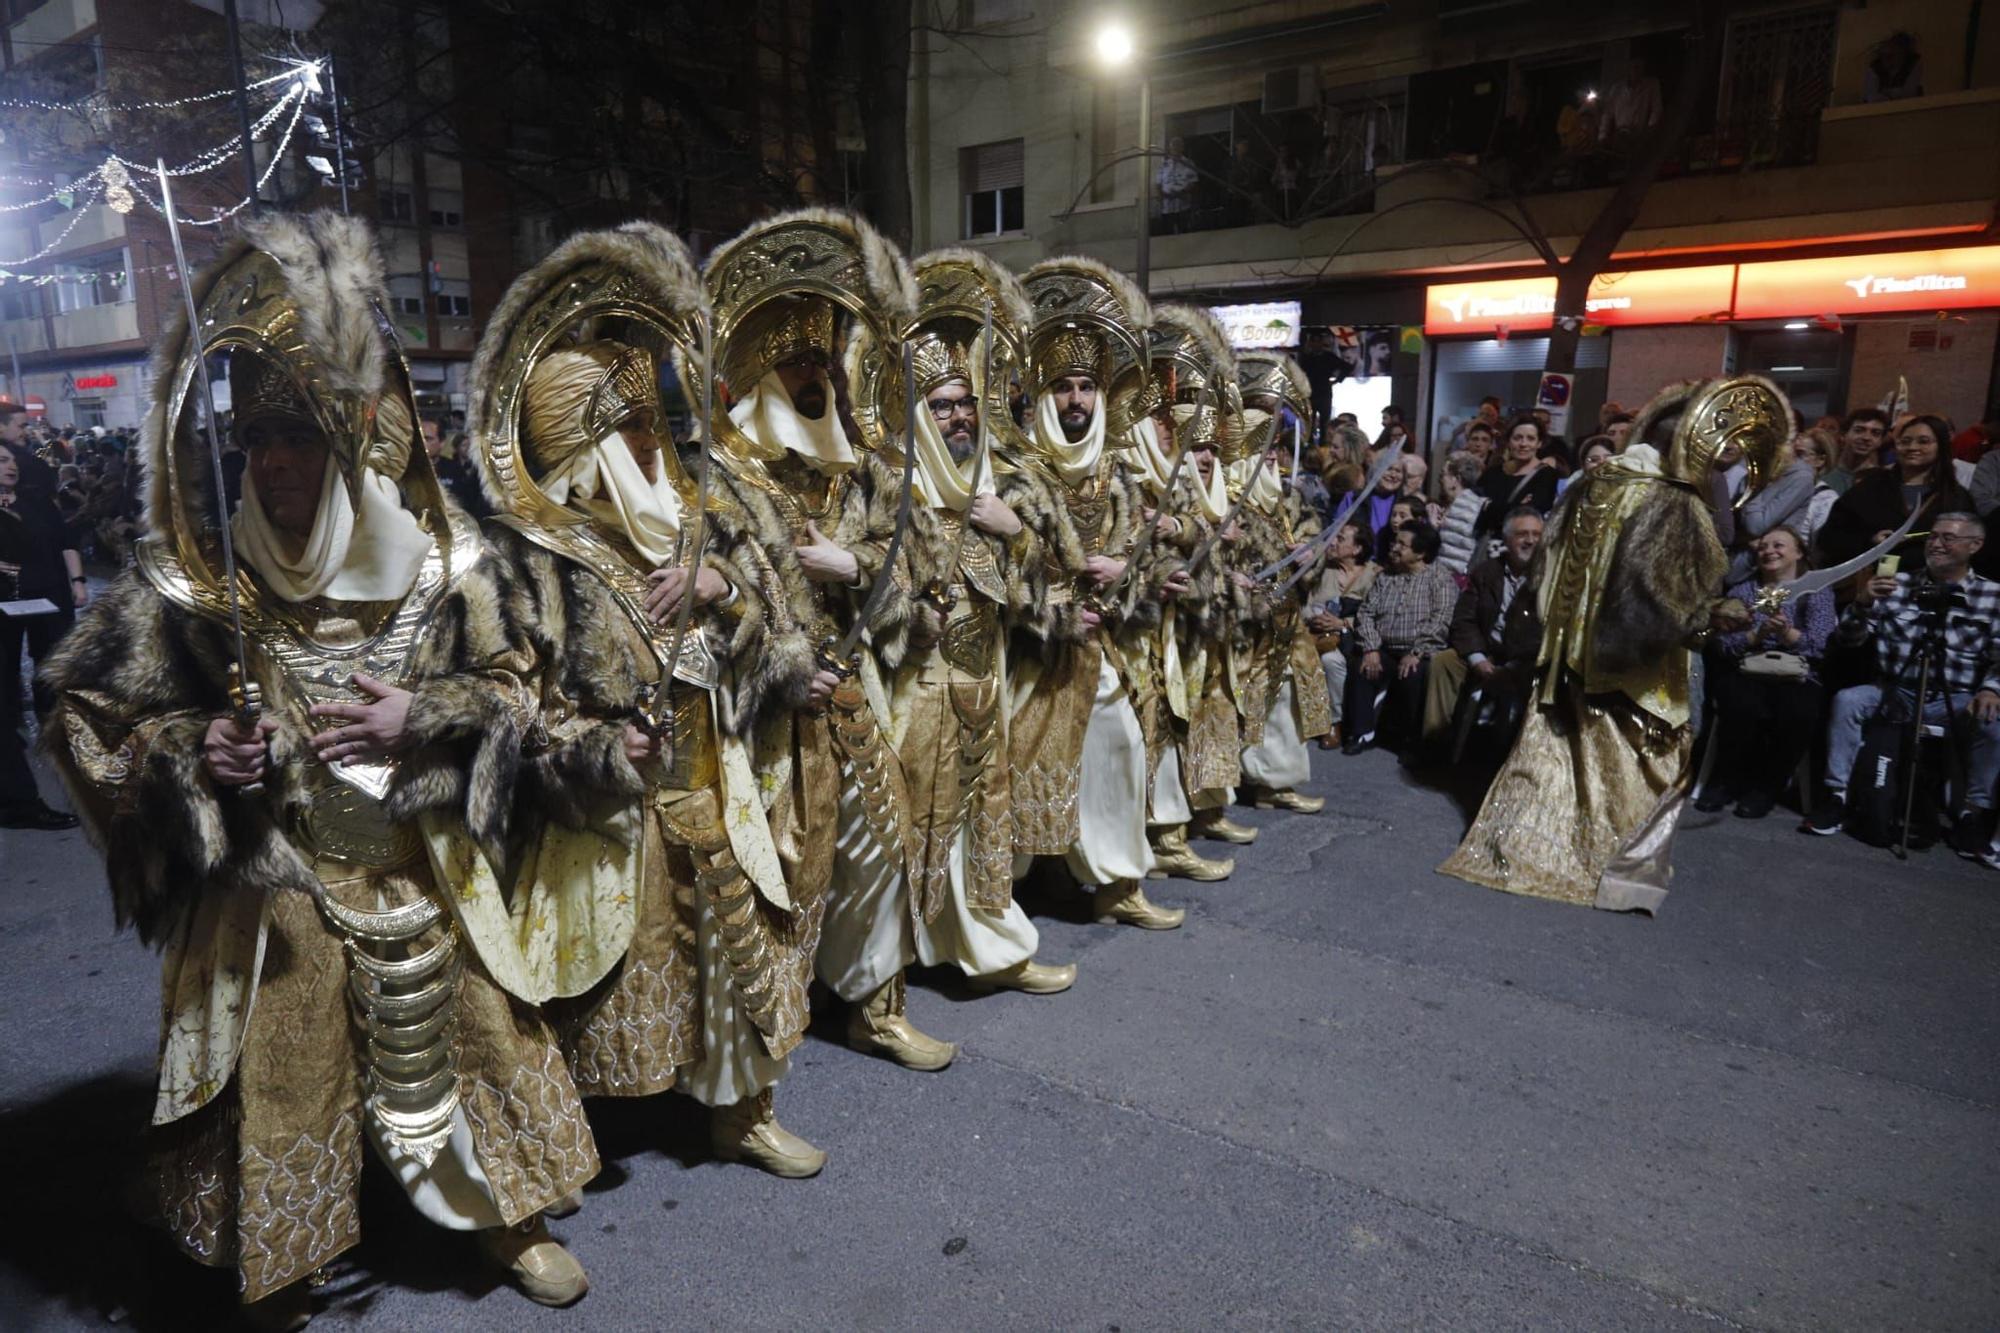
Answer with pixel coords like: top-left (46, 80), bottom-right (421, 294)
top-left (224, 0), bottom-right (260, 215)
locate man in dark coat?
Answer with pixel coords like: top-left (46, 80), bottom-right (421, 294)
top-left (1420, 505), bottom-right (1544, 750)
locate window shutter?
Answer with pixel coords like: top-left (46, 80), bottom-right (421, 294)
top-left (965, 139), bottom-right (1024, 193)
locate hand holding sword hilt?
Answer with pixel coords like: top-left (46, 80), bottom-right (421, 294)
top-left (227, 662), bottom-right (268, 796)
top-left (816, 634), bottom-right (859, 681)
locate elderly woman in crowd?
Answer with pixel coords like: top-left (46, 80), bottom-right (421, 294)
top-left (1306, 518), bottom-right (1378, 751)
top-left (1696, 525), bottom-right (1834, 819)
top-left (1435, 451), bottom-right (1488, 575)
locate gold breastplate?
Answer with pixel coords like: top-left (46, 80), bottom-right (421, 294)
top-left (1064, 474), bottom-right (1113, 556)
top-left (938, 599), bottom-right (999, 679)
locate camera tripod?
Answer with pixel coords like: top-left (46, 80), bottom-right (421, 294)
top-left (1889, 602), bottom-right (1959, 861)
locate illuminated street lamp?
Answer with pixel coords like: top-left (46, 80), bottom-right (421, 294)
top-left (1095, 18), bottom-right (1151, 291)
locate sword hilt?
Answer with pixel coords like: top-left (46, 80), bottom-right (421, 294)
top-left (816, 634), bottom-right (858, 681)
top-left (227, 662), bottom-right (267, 796)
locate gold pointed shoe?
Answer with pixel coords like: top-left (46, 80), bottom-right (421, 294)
top-left (243, 1282), bottom-right (313, 1332)
top-left (847, 975), bottom-right (957, 1071)
top-left (478, 1216), bottom-right (590, 1308)
top-left (1148, 827), bottom-right (1234, 881)
top-left (1093, 879), bottom-right (1186, 930)
top-left (974, 958), bottom-right (1078, 995)
top-left (1247, 786), bottom-right (1326, 814)
top-left (542, 1187), bottom-right (584, 1219)
top-left (711, 1088), bottom-right (827, 1178)
top-left (1191, 811), bottom-right (1260, 844)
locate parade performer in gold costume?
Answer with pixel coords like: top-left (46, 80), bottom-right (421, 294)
top-left (817, 248), bottom-right (1078, 1072)
top-left (461, 224), bottom-right (829, 1183)
top-left (1440, 376), bottom-right (1788, 912)
top-left (40, 214), bottom-right (595, 1326)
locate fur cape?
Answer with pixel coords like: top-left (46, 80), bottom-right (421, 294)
top-left (40, 530), bottom-right (523, 945)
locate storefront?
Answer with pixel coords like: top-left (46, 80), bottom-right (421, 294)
top-left (1421, 243), bottom-right (2000, 453)
top-left (11, 357), bottom-right (151, 432)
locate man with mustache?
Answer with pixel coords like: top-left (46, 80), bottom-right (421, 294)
top-left (819, 251), bottom-right (1080, 1072)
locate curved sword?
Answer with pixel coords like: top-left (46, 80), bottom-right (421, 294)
top-left (653, 311), bottom-right (713, 746)
top-left (1752, 503), bottom-right (1921, 613)
top-left (1261, 438), bottom-right (1406, 587)
top-left (829, 342), bottom-right (919, 666)
top-left (1183, 445), bottom-right (1272, 579)
top-left (1102, 379), bottom-right (1208, 605)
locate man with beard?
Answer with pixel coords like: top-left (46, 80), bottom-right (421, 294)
top-left (819, 250), bottom-right (1079, 1071)
top-left (1010, 258), bottom-right (1188, 928)
top-left (698, 208), bottom-right (919, 1171)
top-left (40, 214), bottom-right (595, 1326)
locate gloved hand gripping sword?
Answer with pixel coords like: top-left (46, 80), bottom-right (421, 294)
top-left (160, 161), bottom-right (265, 793)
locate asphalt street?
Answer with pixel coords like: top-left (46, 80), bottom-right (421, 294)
top-left (0, 742), bottom-right (1995, 1331)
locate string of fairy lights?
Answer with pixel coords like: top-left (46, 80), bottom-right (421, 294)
top-left (0, 57), bottom-right (325, 273)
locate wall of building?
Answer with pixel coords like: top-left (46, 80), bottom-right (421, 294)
top-left (1605, 327), bottom-right (1728, 413)
top-left (1849, 314), bottom-right (2000, 430)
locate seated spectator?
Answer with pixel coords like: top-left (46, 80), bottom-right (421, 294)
top-left (1557, 435), bottom-right (1615, 497)
top-left (1473, 415), bottom-right (1559, 536)
top-left (1359, 458), bottom-right (1405, 556)
top-left (1821, 407), bottom-right (1890, 494)
top-left (1435, 451), bottom-right (1488, 575)
top-left (1713, 429), bottom-right (1816, 581)
top-left (1372, 494), bottom-right (1425, 565)
top-left (1805, 513), bottom-right (2000, 855)
top-left (1321, 460), bottom-right (1364, 521)
top-left (1420, 505), bottom-right (1544, 757)
top-left (1306, 519), bottom-right (1377, 750)
top-left (1342, 519), bottom-right (1455, 755)
top-left (1398, 453), bottom-right (1428, 502)
top-left (1790, 427), bottom-right (1840, 549)
top-left (1816, 413), bottom-right (1974, 575)
top-left (1697, 526), bottom-right (1835, 818)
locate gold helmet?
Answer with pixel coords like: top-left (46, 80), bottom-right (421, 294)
top-left (1021, 255), bottom-right (1151, 397)
top-left (846, 246), bottom-right (1035, 457)
top-left (1133, 304), bottom-right (1240, 460)
top-left (1235, 351), bottom-right (1313, 455)
top-left (1629, 375), bottom-right (1793, 498)
top-left (697, 207), bottom-right (917, 449)
top-left (140, 211), bottom-right (459, 589)
top-left (467, 222), bottom-right (707, 529)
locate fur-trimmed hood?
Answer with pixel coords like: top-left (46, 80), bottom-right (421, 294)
top-left (914, 246), bottom-right (1035, 335)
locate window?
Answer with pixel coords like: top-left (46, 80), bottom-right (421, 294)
top-left (378, 189), bottom-right (415, 223)
top-left (391, 295), bottom-right (424, 316)
top-left (427, 189), bottom-right (464, 228)
top-left (1714, 5), bottom-right (1835, 169)
top-left (50, 250), bottom-right (129, 314)
top-left (71, 397), bottom-right (106, 429)
top-left (960, 139), bottom-right (1024, 239)
top-left (435, 278), bottom-right (472, 319)
top-left (0, 284), bottom-right (38, 322)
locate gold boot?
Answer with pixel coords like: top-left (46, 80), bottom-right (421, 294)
top-left (1191, 809), bottom-right (1259, 844)
top-left (973, 957), bottom-right (1078, 994)
top-left (1093, 879), bottom-right (1186, 930)
top-left (477, 1216), bottom-right (590, 1308)
top-left (847, 974), bottom-right (957, 1071)
top-left (1246, 785), bottom-right (1326, 814)
top-left (243, 1282), bottom-right (313, 1332)
top-left (1148, 826), bottom-right (1234, 881)
top-left (711, 1087), bottom-right (827, 1178)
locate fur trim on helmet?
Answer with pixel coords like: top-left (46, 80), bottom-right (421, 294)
top-left (1153, 303), bottom-right (1236, 385)
top-left (465, 223), bottom-right (708, 506)
top-left (915, 246), bottom-right (1036, 334)
top-left (1022, 254), bottom-right (1153, 332)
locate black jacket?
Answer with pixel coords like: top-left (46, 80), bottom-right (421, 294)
top-left (1447, 557), bottom-right (1541, 679)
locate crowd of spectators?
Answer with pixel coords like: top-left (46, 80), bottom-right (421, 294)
top-left (1283, 388), bottom-right (2000, 867)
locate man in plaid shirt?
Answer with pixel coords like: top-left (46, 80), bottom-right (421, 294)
top-left (1808, 511), bottom-right (2000, 855)
top-left (1341, 519), bottom-right (1458, 754)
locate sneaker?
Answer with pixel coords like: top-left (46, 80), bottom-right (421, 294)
top-left (1800, 792), bottom-right (1844, 836)
top-left (1733, 790), bottom-right (1776, 820)
top-left (1947, 807), bottom-right (1999, 860)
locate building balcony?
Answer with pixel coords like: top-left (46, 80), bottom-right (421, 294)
top-left (49, 301), bottom-right (138, 348)
top-left (0, 317), bottom-right (50, 355)
top-left (6, 0), bottom-right (97, 57)
top-left (46, 202), bottom-right (125, 254)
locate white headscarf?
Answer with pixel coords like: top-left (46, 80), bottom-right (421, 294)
top-left (542, 429), bottom-right (684, 568)
top-left (1034, 390), bottom-right (1107, 487)
top-left (1169, 402), bottom-right (1230, 523)
top-left (1124, 415), bottom-right (1175, 498)
top-left (729, 369), bottom-right (854, 474)
top-left (1230, 454), bottom-right (1284, 516)
top-left (910, 380), bottom-right (995, 512)
top-left (232, 454), bottom-right (434, 604)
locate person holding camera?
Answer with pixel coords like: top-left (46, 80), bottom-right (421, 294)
top-left (1805, 512), bottom-right (2000, 855)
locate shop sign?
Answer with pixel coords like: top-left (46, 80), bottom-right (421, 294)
top-left (1732, 245), bottom-right (2000, 320)
top-left (1211, 300), bottom-right (1302, 349)
top-left (1536, 371), bottom-right (1574, 435)
top-left (74, 373), bottom-right (118, 390)
top-left (1424, 266), bottom-right (1736, 335)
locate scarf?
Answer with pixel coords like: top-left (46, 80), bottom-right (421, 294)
top-left (729, 370), bottom-right (854, 473)
top-left (1231, 455), bottom-right (1284, 516)
top-left (1034, 391), bottom-right (1107, 487)
top-left (543, 429), bottom-right (684, 567)
top-left (232, 454), bottom-right (433, 604)
top-left (1124, 416), bottom-right (1175, 497)
top-left (910, 393), bottom-right (995, 512)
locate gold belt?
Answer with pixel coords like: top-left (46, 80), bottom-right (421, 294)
top-left (938, 601), bottom-right (999, 679)
top-left (294, 771), bottom-right (424, 871)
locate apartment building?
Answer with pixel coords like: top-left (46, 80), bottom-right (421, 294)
top-left (913, 0), bottom-right (2000, 446)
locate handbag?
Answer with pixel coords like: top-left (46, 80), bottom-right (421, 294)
top-left (1739, 650), bottom-right (1808, 681)
top-left (1314, 628), bottom-right (1344, 655)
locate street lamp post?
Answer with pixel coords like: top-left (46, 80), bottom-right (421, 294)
top-left (1096, 21), bottom-right (1150, 294)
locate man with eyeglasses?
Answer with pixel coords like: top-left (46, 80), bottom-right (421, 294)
top-left (1807, 512), bottom-right (2000, 856)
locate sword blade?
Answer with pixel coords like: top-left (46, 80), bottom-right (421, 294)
top-left (158, 160), bottom-right (257, 723)
top-left (661, 312), bottom-right (712, 695)
top-left (835, 341), bottom-right (919, 661)
top-left (1184, 445), bottom-right (1271, 578)
top-left (1260, 438), bottom-right (1405, 584)
top-left (1773, 502), bottom-right (1922, 601)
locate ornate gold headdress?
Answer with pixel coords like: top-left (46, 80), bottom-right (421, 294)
top-left (751, 298), bottom-right (838, 380)
top-left (1022, 256), bottom-right (1151, 395)
top-left (910, 331), bottom-right (974, 396)
top-left (1631, 375), bottom-right (1792, 499)
top-left (230, 354), bottom-right (318, 441)
top-left (521, 341), bottom-right (660, 477)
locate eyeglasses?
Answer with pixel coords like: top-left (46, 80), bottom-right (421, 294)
top-left (927, 400), bottom-right (978, 421)
top-left (1929, 531), bottom-right (1980, 546)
